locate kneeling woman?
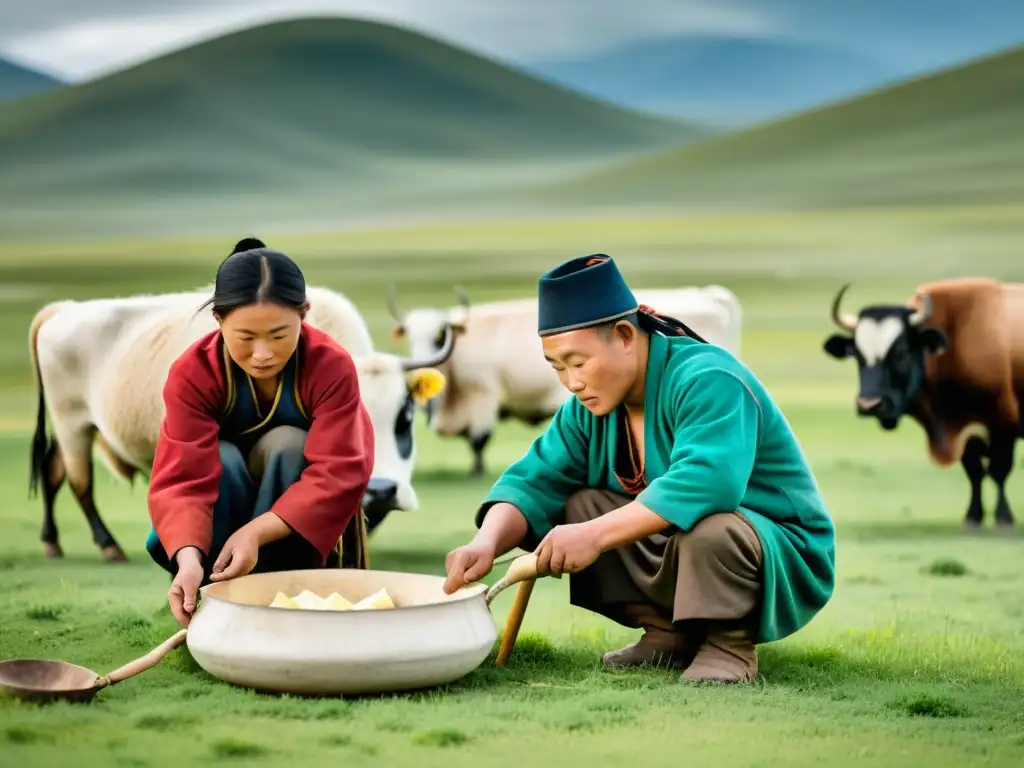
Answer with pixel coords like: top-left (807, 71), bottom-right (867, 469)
top-left (146, 239), bottom-right (375, 627)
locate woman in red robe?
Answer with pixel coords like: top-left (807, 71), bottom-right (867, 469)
top-left (146, 238), bottom-right (375, 627)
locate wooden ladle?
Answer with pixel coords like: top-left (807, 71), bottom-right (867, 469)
top-left (483, 553), bottom-right (540, 666)
top-left (0, 629), bottom-right (187, 704)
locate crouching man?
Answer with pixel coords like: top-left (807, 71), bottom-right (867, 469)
top-left (443, 254), bottom-right (836, 683)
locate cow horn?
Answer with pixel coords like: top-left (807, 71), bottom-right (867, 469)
top-left (401, 322), bottom-right (456, 371)
top-left (830, 283), bottom-right (857, 332)
top-left (908, 292), bottom-right (932, 326)
top-left (452, 284), bottom-right (471, 325)
top-left (386, 284), bottom-right (404, 324)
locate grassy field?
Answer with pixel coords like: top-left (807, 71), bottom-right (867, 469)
top-left (2, 208), bottom-right (1024, 766)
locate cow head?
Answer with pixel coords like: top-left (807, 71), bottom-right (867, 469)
top-left (822, 283), bottom-right (948, 429)
top-left (354, 324), bottom-right (455, 519)
top-left (386, 285), bottom-right (470, 425)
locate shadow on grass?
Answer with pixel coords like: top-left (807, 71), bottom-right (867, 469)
top-left (366, 548), bottom-right (450, 577)
top-left (0, 552), bottom-right (154, 571)
top-left (838, 519), bottom-right (1023, 542)
top-left (410, 467), bottom-right (499, 484)
top-left (168, 623), bottom-right (1024, 702)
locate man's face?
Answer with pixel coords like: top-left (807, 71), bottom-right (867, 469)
top-left (542, 322), bottom-right (639, 416)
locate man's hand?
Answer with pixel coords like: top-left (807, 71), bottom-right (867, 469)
top-left (443, 540), bottom-right (496, 594)
top-left (534, 522), bottom-right (601, 577)
top-left (210, 526), bottom-right (260, 582)
top-left (169, 547), bottom-right (205, 628)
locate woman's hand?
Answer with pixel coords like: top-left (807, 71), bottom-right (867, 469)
top-left (169, 547), bottom-right (205, 627)
top-left (210, 527), bottom-right (260, 582)
top-left (210, 514), bottom-right (291, 582)
top-left (443, 540), bottom-right (497, 594)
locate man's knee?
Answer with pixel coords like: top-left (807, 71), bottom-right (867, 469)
top-left (565, 488), bottom-right (632, 525)
top-left (248, 426), bottom-right (307, 481)
top-left (676, 512), bottom-right (763, 571)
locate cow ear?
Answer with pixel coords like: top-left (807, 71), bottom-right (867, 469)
top-left (407, 368), bottom-right (446, 405)
top-left (918, 327), bottom-right (947, 354)
top-left (391, 325), bottom-right (405, 340)
top-left (823, 334), bottom-right (853, 359)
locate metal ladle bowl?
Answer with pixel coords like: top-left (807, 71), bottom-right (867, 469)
top-left (0, 629), bottom-right (187, 704)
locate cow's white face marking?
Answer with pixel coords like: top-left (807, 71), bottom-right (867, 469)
top-left (854, 317), bottom-right (905, 365)
top-left (400, 308), bottom-right (451, 361)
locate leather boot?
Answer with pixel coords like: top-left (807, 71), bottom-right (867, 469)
top-left (681, 621), bottom-right (758, 684)
top-left (602, 604), bottom-right (695, 670)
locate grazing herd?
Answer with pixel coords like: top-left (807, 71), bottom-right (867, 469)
top-left (23, 270), bottom-right (1020, 564)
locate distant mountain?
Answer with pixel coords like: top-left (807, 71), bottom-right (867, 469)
top-left (524, 35), bottom-right (906, 126)
top-left (0, 56), bottom-right (63, 103)
top-left (0, 17), bottom-right (703, 232)
top-left (534, 44), bottom-right (1024, 210)
top-left (745, 0), bottom-right (1024, 75)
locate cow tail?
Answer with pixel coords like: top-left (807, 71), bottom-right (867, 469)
top-left (28, 305), bottom-right (57, 498)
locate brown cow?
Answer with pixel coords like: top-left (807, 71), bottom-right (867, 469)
top-left (822, 277), bottom-right (1024, 529)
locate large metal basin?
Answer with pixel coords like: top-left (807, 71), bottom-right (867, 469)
top-left (185, 569), bottom-right (497, 695)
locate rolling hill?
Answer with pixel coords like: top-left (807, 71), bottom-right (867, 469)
top-left (531, 43), bottom-right (1024, 211)
top-left (525, 35), bottom-right (902, 126)
top-left (0, 16), bottom-right (704, 238)
top-left (0, 57), bottom-right (63, 103)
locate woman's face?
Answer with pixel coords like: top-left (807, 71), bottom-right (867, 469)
top-left (216, 301), bottom-right (306, 380)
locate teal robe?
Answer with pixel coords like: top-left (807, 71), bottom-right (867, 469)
top-left (476, 331), bottom-right (836, 644)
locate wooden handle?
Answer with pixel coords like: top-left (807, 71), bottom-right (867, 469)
top-left (101, 629), bottom-right (188, 686)
top-left (496, 579), bottom-right (535, 666)
top-left (486, 552), bottom-right (538, 606)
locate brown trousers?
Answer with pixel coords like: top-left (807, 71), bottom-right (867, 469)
top-left (564, 489), bottom-right (764, 634)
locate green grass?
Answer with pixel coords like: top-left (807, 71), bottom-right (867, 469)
top-left (0, 17), bottom-right (701, 241)
top-left (2, 208), bottom-right (1024, 766)
top-left (536, 44), bottom-right (1024, 211)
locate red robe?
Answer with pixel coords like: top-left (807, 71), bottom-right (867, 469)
top-left (148, 322), bottom-right (374, 564)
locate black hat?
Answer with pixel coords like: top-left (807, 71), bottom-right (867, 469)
top-left (537, 254), bottom-right (638, 337)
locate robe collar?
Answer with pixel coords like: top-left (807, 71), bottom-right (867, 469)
top-left (639, 331), bottom-right (672, 482)
top-left (642, 331), bottom-right (670, 415)
top-left (610, 331), bottom-right (672, 492)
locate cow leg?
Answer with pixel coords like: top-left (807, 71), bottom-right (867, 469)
top-left (960, 436), bottom-right (987, 529)
top-left (57, 424), bottom-right (127, 562)
top-left (466, 386), bottom-right (501, 476)
top-left (40, 439), bottom-right (66, 559)
top-left (469, 431), bottom-right (492, 475)
top-left (987, 428), bottom-right (1016, 528)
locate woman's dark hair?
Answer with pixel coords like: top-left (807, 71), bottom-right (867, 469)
top-left (197, 237), bottom-right (308, 318)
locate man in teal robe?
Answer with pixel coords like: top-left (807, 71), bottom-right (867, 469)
top-left (443, 254), bottom-right (836, 684)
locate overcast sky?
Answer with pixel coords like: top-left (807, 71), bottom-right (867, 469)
top-left (1, 0), bottom-right (1021, 81)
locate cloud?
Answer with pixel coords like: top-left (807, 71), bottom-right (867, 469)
top-left (0, 0), bottom-right (776, 80)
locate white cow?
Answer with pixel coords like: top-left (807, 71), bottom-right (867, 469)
top-left (387, 284), bottom-right (743, 475)
top-left (28, 285), bottom-right (453, 562)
